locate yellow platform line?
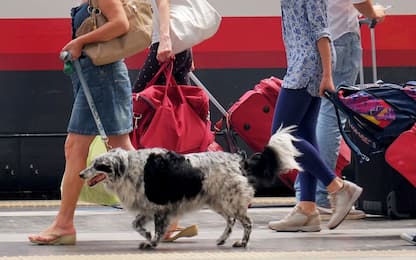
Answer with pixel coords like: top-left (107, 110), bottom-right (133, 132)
top-left (1, 250), bottom-right (416, 260)
top-left (0, 200), bottom-right (95, 208)
top-left (0, 197), bottom-right (296, 208)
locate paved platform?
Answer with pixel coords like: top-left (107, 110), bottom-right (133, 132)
top-left (0, 198), bottom-right (415, 260)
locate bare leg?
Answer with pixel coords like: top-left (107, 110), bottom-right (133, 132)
top-left (298, 201), bottom-right (318, 215)
top-left (327, 176), bottom-right (344, 193)
top-left (163, 219), bottom-right (179, 240)
top-left (298, 177), bottom-right (343, 215)
top-left (28, 133), bottom-right (94, 243)
top-left (28, 133), bottom-right (134, 244)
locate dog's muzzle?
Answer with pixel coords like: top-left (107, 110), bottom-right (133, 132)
top-left (80, 168), bottom-right (107, 187)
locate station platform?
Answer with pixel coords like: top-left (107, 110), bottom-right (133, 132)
top-left (0, 198), bottom-right (415, 260)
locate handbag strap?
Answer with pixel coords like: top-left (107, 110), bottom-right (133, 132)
top-left (88, 0), bottom-right (97, 8)
top-left (87, 0), bottom-right (101, 30)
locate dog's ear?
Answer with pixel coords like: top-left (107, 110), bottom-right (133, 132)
top-left (165, 151), bottom-right (185, 164)
top-left (94, 161), bottom-right (112, 174)
top-left (94, 148), bottom-right (128, 178)
top-left (113, 154), bottom-right (127, 177)
top-left (244, 147), bottom-right (279, 182)
top-left (144, 152), bottom-right (204, 205)
top-left (145, 153), bottom-right (166, 172)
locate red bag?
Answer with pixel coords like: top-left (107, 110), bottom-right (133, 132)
top-left (385, 123), bottom-right (416, 188)
top-left (130, 62), bottom-right (214, 153)
top-left (227, 76), bottom-right (283, 152)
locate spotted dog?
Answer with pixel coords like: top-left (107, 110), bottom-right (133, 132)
top-left (80, 126), bottom-right (302, 249)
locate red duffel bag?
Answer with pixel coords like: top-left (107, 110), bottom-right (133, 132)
top-left (130, 62), bottom-right (214, 153)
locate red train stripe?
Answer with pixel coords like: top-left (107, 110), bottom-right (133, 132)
top-left (0, 16), bottom-right (415, 70)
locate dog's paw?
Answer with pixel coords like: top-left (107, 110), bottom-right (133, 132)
top-left (138, 241), bottom-right (154, 250)
top-left (216, 239), bottom-right (226, 246)
top-left (232, 240), bottom-right (248, 248)
top-left (150, 241), bottom-right (159, 248)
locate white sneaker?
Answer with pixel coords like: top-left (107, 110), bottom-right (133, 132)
top-left (327, 180), bottom-right (363, 229)
top-left (268, 206), bottom-right (321, 232)
top-left (317, 206), bottom-right (366, 221)
top-left (400, 233), bottom-right (416, 245)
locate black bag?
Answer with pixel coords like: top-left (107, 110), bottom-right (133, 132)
top-left (325, 83), bottom-right (416, 162)
top-left (326, 82), bottom-right (416, 218)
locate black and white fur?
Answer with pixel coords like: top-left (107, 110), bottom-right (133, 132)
top-left (80, 126), bottom-right (302, 249)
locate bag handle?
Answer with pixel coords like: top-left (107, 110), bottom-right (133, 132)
top-left (147, 60), bottom-right (187, 105)
top-left (163, 61), bottom-right (187, 104)
top-left (144, 61), bottom-right (171, 89)
top-left (86, 0), bottom-right (102, 30)
top-left (324, 90), bottom-right (370, 163)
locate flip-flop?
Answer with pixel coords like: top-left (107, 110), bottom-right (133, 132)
top-left (28, 233), bottom-right (76, 245)
top-left (162, 224), bottom-right (198, 242)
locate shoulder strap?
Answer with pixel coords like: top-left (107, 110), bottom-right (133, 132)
top-left (89, 0), bottom-right (98, 8)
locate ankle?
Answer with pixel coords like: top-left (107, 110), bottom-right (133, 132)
top-left (298, 202), bottom-right (317, 215)
top-left (327, 177), bottom-right (344, 194)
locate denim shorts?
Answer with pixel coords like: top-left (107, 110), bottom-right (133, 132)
top-left (67, 57), bottom-right (133, 136)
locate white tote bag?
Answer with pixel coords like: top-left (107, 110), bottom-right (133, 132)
top-left (170, 0), bottom-right (222, 54)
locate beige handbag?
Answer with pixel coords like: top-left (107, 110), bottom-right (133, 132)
top-left (76, 0), bottom-right (152, 66)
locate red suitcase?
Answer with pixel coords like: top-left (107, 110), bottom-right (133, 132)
top-left (224, 76), bottom-right (351, 190)
top-left (227, 76), bottom-right (282, 152)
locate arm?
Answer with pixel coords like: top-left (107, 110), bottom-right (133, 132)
top-left (63, 0), bottom-right (129, 60)
top-left (305, 0), bottom-right (335, 96)
top-left (353, 0), bottom-right (386, 22)
top-left (156, 0), bottom-right (174, 62)
top-left (317, 37), bottom-right (335, 96)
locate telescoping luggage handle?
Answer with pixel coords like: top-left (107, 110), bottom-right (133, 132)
top-left (60, 51), bottom-right (111, 150)
top-left (189, 72), bottom-right (240, 154)
top-left (324, 90), bottom-right (370, 163)
top-left (358, 4), bottom-right (391, 84)
top-left (359, 18), bottom-right (378, 84)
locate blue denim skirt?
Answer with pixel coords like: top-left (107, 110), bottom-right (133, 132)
top-left (67, 57), bottom-right (133, 136)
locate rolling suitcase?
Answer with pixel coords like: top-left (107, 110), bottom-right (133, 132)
top-left (225, 76), bottom-right (282, 152)
top-left (350, 126), bottom-right (416, 218)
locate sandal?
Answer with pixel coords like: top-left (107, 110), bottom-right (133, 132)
top-left (162, 224), bottom-right (198, 242)
top-left (28, 233), bottom-right (76, 245)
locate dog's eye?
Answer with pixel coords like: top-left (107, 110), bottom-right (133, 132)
top-left (95, 163), bottom-right (112, 173)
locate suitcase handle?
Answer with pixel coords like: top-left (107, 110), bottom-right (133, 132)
top-left (359, 18), bottom-right (378, 29)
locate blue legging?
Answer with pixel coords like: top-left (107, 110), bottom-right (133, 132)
top-left (271, 88), bottom-right (336, 202)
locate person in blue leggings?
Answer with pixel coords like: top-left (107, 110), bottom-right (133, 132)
top-left (268, 0), bottom-right (363, 232)
top-left (293, 0), bottom-right (386, 221)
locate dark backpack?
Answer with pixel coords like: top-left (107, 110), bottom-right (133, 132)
top-left (326, 82), bottom-right (416, 162)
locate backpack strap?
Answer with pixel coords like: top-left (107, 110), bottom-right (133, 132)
top-left (324, 91), bottom-right (371, 163)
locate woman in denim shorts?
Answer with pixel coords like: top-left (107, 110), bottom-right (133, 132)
top-left (29, 0), bottom-right (135, 245)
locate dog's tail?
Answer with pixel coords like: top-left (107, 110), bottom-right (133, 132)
top-left (244, 125), bottom-right (303, 184)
